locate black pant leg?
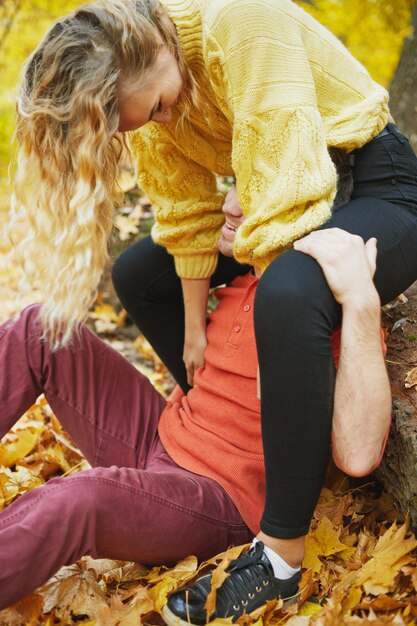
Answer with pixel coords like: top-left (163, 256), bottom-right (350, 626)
top-left (112, 237), bottom-right (249, 392)
top-left (256, 131), bottom-right (417, 538)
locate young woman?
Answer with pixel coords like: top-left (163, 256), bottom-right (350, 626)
top-left (8, 0), bottom-right (417, 622)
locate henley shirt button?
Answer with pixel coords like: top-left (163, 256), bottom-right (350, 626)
top-left (243, 304), bottom-right (251, 312)
top-left (234, 325), bottom-right (241, 333)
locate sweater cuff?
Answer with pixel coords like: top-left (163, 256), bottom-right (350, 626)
top-left (173, 252), bottom-right (219, 279)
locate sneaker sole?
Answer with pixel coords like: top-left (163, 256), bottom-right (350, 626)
top-left (161, 591), bottom-right (301, 626)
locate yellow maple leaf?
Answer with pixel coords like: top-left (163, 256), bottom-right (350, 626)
top-left (0, 466), bottom-right (44, 506)
top-left (341, 587), bottom-right (362, 611)
top-left (298, 600), bottom-right (323, 616)
top-left (304, 516), bottom-right (355, 573)
top-left (145, 555), bottom-right (198, 585)
top-left (0, 421), bottom-right (45, 467)
top-left (202, 544), bottom-right (250, 618)
top-left (356, 522), bottom-right (417, 594)
top-left (148, 576), bottom-right (177, 613)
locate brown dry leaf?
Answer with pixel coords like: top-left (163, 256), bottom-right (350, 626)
top-left (350, 528), bottom-right (377, 571)
top-left (39, 563), bottom-right (108, 622)
top-left (0, 593), bottom-right (43, 626)
top-left (82, 557), bottom-right (149, 585)
top-left (97, 587), bottom-right (153, 626)
top-left (404, 366), bottom-right (417, 388)
top-left (315, 487), bottom-right (354, 526)
top-left (103, 562), bottom-right (149, 585)
top-left (304, 516), bottom-right (355, 574)
top-left (358, 595), bottom-right (409, 612)
top-left (97, 597), bottom-right (142, 626)
top-left (82, 557), bottom-right (128, 577)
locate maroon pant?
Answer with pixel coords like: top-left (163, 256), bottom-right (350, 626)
top-left (0, 305), bottom-right (251, 609)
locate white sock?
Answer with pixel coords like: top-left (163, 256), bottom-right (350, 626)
top-left (252, 538), bottom-right (301, 580)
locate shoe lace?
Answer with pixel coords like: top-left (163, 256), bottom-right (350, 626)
top-left (219, 542), bottom-right (271, 610)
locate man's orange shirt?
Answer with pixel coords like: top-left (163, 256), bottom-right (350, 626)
top-left (158, 272), bottom-right (376, 533)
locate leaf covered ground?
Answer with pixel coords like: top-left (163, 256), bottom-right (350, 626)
top-left (2, 190), bottom-right (417, 625)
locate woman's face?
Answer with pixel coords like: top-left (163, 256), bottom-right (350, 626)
top-left (118, 48), bottom-right (185, 132)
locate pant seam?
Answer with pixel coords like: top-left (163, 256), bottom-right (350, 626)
top-left (47, 389), bottom-right (138, 456)
top-left (0, 475), bottom-right (247, 530)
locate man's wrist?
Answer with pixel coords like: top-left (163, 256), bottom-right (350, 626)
top-left (341, 289), bottom-right (381, 330)
top-left (340, 284), bottom-right (380, 312)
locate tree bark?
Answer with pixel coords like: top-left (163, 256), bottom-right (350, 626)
top-left (389, 3), bottom-right (417, 151)
top-left (375, 287), bottom-right (417, 530)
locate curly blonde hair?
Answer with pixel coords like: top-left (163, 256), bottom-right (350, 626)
top-left (7, 0), bottom-right (194, 346)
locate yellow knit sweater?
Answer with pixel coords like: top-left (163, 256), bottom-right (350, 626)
top-left (129, 0), bottom-right (389, 277)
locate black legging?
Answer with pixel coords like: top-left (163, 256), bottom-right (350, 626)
top-left (112, 124), bottom-right (417, 538)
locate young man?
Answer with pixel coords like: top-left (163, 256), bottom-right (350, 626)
top-left (0, 191), bottom-right (389, 612)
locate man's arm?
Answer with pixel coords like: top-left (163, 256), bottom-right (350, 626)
top-left (294, 229), bottom-right (391, 477)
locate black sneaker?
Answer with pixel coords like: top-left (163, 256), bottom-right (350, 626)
top-left (162, 542), bottom-right (301, 625)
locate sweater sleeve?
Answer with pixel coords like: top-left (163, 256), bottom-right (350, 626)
top-left (128, 123), bottom-right (225, 279)
top-left (204, 0), bottom-right (389, 271)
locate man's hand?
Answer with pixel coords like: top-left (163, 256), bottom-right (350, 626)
top-left (293, 228), bottom-right (378, 306)
top-left (294, 227), bottom-right (391, 477)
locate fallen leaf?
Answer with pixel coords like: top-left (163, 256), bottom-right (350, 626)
top-left (39, 563), bottom-right (108, 621)
top-left (0, 465), bottom-right (44, 505)
top-left (148, 576), bottom-right (176, 612)
top-left (201, 545), bottom-right (249, 619)
top-left (358, 595), bottom-right (409, 612)
top-left (357, 522), bottom-right (417, 594)
top-left (304, 516), bottom-right (355, 573)
top-left (342, 586), bottom-right (362, 611)
top-left (0, 421), bottom-right (44, 467)
top-left (97, 587), bottom-right (153, 626)
top-left (0, 593), bottom-right (43, 626)
top-left (405, 366), bottom-right (417, 388)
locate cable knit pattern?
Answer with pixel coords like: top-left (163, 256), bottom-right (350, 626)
top-left (129, 0), bottom-right (390, 277)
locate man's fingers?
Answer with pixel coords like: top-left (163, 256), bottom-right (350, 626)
top-left (365, 237), bottom-right (378, 276)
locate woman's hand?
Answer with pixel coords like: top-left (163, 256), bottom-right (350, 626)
top-left (293, 228), bottom-right (378, 307)
top-left (183, 325), bottom-right (208, 386)
top-left (181, 277), bottom-right (211, 386)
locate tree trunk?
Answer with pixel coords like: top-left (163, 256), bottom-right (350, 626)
top-left (375, 287), bottom-right (417, 530)
top-left (389, 3), bottom-right (417, 151)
